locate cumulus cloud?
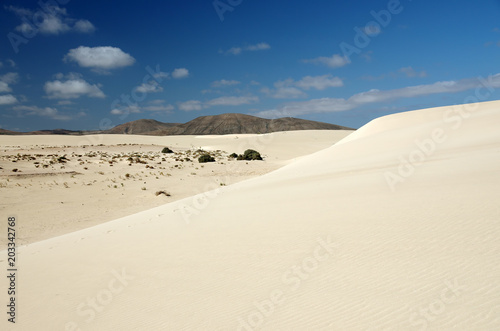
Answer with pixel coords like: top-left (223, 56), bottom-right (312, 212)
top-left (64, 46), bottom-right (135, 71)
top-left (0, 72), bottom-right (20, 85)
top-left (257, 74), bottom-right (500, 118)
top-left (6, 5), bottom-right (95, 35)
top-left (177, 95), bottom-right (258, 112)
top-left (0, 82), bottom-right (11, 93)
top-left (153, 71), bottom-right (169, 80)
top-left (399, 66), bottom-right (427, 78)
top-left (178, 100), bottom-right (203, 111)
top-left (303, 54), bottom-right (351, 68)
top-left (13, 105), bottom-right (74, 120)
top-left (205, 96), bottom-right (258, 106)
top-left (261, 75), bottom-right (343, 99)
top-left (363, 23), bottom-right (381, 36)
top-left (171, 68), bottom-right (189, 79)
top-left (227, 47), bottom-right (242, 55)
top-left (74, 20), bottom-right (96, 33)
top-left (110, 100), bottom-right (174, 115)
top-left (0, 94), bottom-right (17, 105)
top-left (363, 67), bottom-right (428, 81)
top-left (142, 104), bottom-right (174, 112)
top-left (221, 42), bottom-right (271, 55)
top-left (135, 82), bottom-right (163, 93)
top-left (247, 43), bottom-right (271, 51)
top-left (262, 86), bottom-right (307, 99)
top-left (0, 72), bottom-right (20, 94)
top-left (110, 105), bottom-right (141, 115)
top-left (295, 75), bottom-right (344, 90)
top-left (5, 6), bottom-right (32, 17)
top-left (211, 79), bottom-right (240, 88)
top-left (44, 78), bottom-right (105, 99)
top-left (53, 72), bottom-right (83, 80)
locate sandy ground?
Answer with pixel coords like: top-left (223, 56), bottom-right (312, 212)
top-left (1, 101), bottom-right (500, 330)
top-left (0, 130), bottom-right (352, 249)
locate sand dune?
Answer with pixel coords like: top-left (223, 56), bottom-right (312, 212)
top-left (1, 101), bottom-right (500, 330)
top-left (0, 131), bottom-right (351, 249)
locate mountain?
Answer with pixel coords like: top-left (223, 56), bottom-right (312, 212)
top-left (149, 113), bottom-right (353, 135)
top-left (105, 119), bottom-right (180, 135)
top-left (0, 128), bottom-right (88, 135)
top-left (0, 114), bottom-right (354, 135)
top-left (0, 128), bottom-right (20, 135)
top-left (30, 129), bottom-right (84, 135)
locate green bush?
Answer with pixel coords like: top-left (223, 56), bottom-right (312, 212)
top-left (237, 149), bottom-right (263, 161)
top-left (161, 147), bottom-right (174, 153)
top-left (198, 154), bottom-right (215, 163)
top-left (229, 153), bottom-right (238, 158)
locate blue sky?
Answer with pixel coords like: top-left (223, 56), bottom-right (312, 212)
top-left (1, 0), bottom-right (500, 131)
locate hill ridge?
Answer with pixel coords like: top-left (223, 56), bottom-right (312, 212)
top-left (1, 113), bottom-right (354, 135)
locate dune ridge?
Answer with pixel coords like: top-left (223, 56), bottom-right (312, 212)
top-left (1, 101), bottom-right (500, 330)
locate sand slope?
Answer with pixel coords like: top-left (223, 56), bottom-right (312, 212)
top-left (2, 101), bottom-right (500, 330)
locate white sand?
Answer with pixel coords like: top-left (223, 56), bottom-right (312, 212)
top-left (1, 101), bottom-right (500, 330)
top-left (0, 130), bottom-right (350, 249)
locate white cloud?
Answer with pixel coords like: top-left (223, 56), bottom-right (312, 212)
top-left (363, 24), bottom-right (381, 36)
top-left (222, 42), bottom-right (271, 55)
top-left (261, 79), bottom-right (306, 99)
top-left (227, 47), bottom-right (242, 55)
top-left (143, 104), bottom-right (174, 112)
top-left (172, 68), bottom-right (189, 79)
top-left (178, 100), bottom-right (203, 111)
top-left (205, 96), bottom-right (258, 106)
top-left (65, 46), bottom-right (135, 71)
top-left (246, 43), bottom-right (271, 51)
top-left (44, 78), bottom-right (105, 99)
top-left (178, 95), bottom-right (259, 111)
top-left (0, 94), bottom-right (17, 105)
top-left (53, 72), bottom-right (82, 80)
top-left (262, 86), bottom-right (307, 99)
top-left (13, 105), bottom-right (72, 120)
top-left (7, 59), bottom-right (16, 67)
top-left (110, 101), bottom-right (174, 115)
top-left (153, 71), bottom-right (169, 80)
top-left (0, 82), bottom-right (11, 93)
top-left (135, 82), bottom-right (163, 93)
top-left (399, 66), bottom-right (427, 78)
top-left (257, 74), bottom-right (500, 117)
top-left (110, 105), bottom-right (141, 115)
top-left (261, 75), bottom-right (343, 99)
top-left (303, 54), bottom-right (351, 68)
top-left (5, 6), bottom-right (33, 17)
top-left (0, 72), bottom-right (20, 85)
top-left (211, 79), bottom-right (240, 88)
top-left (362, 67), bottom-right (427, 81)
top-left (74, 20), bottom-right (96, 33)
top-left (6, 5), bottom-right (95, 35)
top-left (295, 75), bottom-right (344, 90)
top-left (38, 16), bottom-right (71, 34)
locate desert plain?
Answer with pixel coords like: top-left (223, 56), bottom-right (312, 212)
top-left (1, 101), bottom-right (500, 330)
